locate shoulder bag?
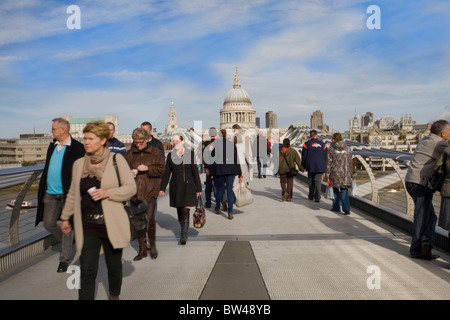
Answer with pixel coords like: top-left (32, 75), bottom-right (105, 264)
top-left (113, 154), bottom-right (148, 241)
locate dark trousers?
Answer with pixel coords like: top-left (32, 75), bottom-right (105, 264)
top-left (79, 234), bottom-right (123, 300)
top-left (257, 157), bottom-right (267, 177)
top-left (405, 182), bottom-right (437, 256)
top-left (308, 172), bottom-right (323, 201)
top-left (280, 173), bottom-right (294, 199)
top-left (205, 173), bottom-right (213, 207)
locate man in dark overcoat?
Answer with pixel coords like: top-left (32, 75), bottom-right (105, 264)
top-left (35, 118), bottom-right (85, 272)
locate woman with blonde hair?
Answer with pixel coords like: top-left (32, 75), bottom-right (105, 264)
top-left (61, 120), bottom-right (136, 300)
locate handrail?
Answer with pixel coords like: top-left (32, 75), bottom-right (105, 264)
top-left (6, 168), bottom-right (43, 245)
top-left (0, 164), bottom-right (44, 189)
top-left (291, 145), bottom-right (436, 218)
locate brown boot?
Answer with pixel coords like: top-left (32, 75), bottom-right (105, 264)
top-left (148, 216), bottom-right (158, 259)
top-left (133, 236), bottom-right (148, 261)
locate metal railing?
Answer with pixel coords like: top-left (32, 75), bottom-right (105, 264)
top-left (0, 165), bottom-right (52, 272)
top-left (0, 165), bottom-right (44, 246)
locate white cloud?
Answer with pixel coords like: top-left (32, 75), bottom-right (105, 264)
top-left (1, 0), bottom-right (449, 137)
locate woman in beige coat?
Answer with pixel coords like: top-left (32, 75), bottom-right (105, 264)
top-left (61, 121), bottom-right (136, 300)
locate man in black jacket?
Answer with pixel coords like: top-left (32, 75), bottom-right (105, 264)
top-left (35, 118), bottom-right (85, 273)
top-left (302, 130), bottom-right (328, 202)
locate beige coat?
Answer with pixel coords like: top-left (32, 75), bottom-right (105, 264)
top-left (61, 153), bottom-right (137, 255)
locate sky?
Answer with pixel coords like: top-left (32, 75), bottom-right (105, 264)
top-left (0, 0), bottom-right (449, 138)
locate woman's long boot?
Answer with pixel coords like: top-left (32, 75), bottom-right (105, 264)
top-left (180, 207), bottom-right (190, 245)
top-left (148, 217), bottom-right (158, 259)
top-left (179, 219), bottom-right (189, 245)
top-left (145, 199), bottom-right (158, 258)
top-left (133, 236), bottom-right (148, 261)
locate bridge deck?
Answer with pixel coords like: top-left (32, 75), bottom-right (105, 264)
top-left (0, 173), bottom-right (449, 304)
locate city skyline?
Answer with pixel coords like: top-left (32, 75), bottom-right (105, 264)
top-left (1, 0), bottom-right (449, 139)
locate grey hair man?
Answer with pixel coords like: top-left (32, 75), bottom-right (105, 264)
top-left (35, 118), bottom-right (85, 272)
top-left (405, 119), bottom-right (450, 260)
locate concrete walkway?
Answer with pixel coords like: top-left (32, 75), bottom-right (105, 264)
top-left (0, 173), bottom-right (449, 303)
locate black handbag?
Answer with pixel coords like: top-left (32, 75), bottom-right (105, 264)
top-left (281, 150), bottom-right (298, 176)
top-left (193, 196), bottom-right (206, 228)
top-left (427, 153), bottom-right (446, 192)
top-left (113, 154), bottom-right (148, 241)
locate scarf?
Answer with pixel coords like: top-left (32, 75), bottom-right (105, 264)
top-left (81, 147), bottom-right (111, 180)
top-left (174, 143), bottom-right (185, 158)
top-left (133, 142), bottom-right (150, 154)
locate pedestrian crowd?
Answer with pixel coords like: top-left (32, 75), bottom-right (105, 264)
top-left (34, 117), bottom-right (450, 300)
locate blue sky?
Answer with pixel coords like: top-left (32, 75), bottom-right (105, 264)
top-left (0, 0), bottom-right (449, 138)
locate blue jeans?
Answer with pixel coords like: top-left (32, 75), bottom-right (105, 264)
top-left (405, 182), bottom-right (437, 256)
top-left (332, 188), bottom-right (350, 212)
top-left (214, 175), bottom-right (235, 213)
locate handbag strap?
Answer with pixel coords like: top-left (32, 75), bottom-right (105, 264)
top-left (113, 154), bottom-right (131, 206)
top-left (281, 150), bottom-right (293, 170)
top-left (113, 153), bottom-right (122, 186)
top-left (196, 195), bottom-right (203, 209)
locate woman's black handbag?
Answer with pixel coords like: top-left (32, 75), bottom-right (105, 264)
top-left (124, 197), bottom-right (148, 240)
top-left (113, 154), bottom-right (148, 241)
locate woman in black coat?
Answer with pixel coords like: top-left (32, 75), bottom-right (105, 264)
top-left (160, 134), bottom-right (202, 244)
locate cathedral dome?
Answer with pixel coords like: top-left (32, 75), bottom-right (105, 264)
top-left (220, 68), bottom-right (256, 130)
top-left (223, 68), bottom-right (251, 106)
top-left (224, 87), bottom-right (251, 104)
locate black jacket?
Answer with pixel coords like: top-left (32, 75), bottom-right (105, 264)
top-left (35, 137), bottom-right (85, 226)
top-left (208, 138), bottom-right (242, 177)
top-left (149, 136), bottom-right (165, 162)
top-left (160, 150), bottom-right (202, 208)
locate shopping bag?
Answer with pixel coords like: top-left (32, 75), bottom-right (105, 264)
top-left (233, 181), bottom-right (254, 207)
top-left (326, 179), bottom-right (335, 200)
top-left (351, 180), bottom-right (358, 196)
